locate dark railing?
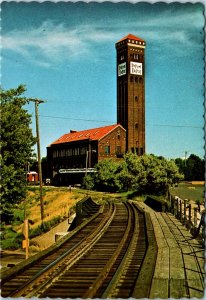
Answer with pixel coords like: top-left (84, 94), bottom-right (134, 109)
top-left (75, 196), bottom-right (101, 226)
top-left (168, 194), bottom-right (205, 240)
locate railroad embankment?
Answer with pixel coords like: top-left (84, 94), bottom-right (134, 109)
top-left (1, 199), bottom-right (204, 298)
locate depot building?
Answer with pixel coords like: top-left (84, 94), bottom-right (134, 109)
top-left (47, 124), bottom-right (126, 185)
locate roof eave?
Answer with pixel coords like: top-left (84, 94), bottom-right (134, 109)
top-left (98, 124), bottom-right (126, 142)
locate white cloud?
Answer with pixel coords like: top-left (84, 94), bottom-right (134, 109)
top-left (2, 10), bottom-right (203, 67)
top-left (2, 21), bottom-right (119, 67)
top-left (2, 21), bottom-right (90, 65)
top-left (142, 7), bottom-right (203, 30)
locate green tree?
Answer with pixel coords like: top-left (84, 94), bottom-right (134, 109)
top-left (185, 154), bottom-right (204, 181)
top-left (124, 152), bottom-right (147, 190)
top-left (137, 154), bottom-right (183, 194)
top-left (82, 174), bottom-right (95, 190)
top-left (175, 154), bottom-right (204, 181)
top-left (83, 159), bottom-right (132, 192)
top-left (85, 153), bottom-right (183, 194)
top-left (93, 159), bottom-right (123, 192)
top-left (1, 85), bottom-right (36, 223)
top-left (174, 157), bottom-right (186, 179)
top-left (115, 160), bottom-right (135, 191)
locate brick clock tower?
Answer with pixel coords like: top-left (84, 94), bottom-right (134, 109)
top-left (116, 34), bottom-right (146, 155)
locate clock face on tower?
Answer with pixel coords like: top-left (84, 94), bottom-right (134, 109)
top-left (118, 62), bottom-right (126, 77)
top-left (130, 61), bottom-right (142, 75)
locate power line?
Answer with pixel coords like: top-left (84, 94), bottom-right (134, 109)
top-left (38, 114), bottom-right (202, 129)
top-left (39, 114), bottom-right (112, 123)
top-left (147, 124), bottom-right (202, 129)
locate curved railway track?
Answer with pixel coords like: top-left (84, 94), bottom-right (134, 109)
top-left (1, 200), bottom-right (148, 298)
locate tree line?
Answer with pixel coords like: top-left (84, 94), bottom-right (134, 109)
top-left (175, 155), bottom-right (205, 181)
top-left (83, 153), bottom-right (183, 193)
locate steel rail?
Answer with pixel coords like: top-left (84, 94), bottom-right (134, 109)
top-left (37, 201), bottom-right (130, 298)
top-left (101, 201), bottom-right (140, 298)
top-left (1, 201), bottom-right (115, 298)
top-left (1, 202), bottom-right (104, 285)
top-left (27, 202), bottom-right (116, 298)
top-left (3, 201), bottom-right (150, 299)
top-left (83, 201), bottom-right (133, 298)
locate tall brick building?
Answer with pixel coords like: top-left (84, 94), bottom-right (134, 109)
top-left (47, 34), bottom-right (146, 184)
top-left (116, 34), bottom-right (146, 154)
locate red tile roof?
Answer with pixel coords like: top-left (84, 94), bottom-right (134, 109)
top-left (116, 34), bottom-right (145, 43)
top-left (50, 124), bottom-right (125, 145)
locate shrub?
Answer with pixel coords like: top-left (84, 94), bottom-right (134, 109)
top-left (1, 228), bottom-right (23, 250)
top-left (13, 209), bottom-right (25, 225)
top-left (82, 175), bottom-right (95, 190)
top-left (1, 215), bottom-right (64, 250)
top-left (29, 216), bottom-right (62, 238)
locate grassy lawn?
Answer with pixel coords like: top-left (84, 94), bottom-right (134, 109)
top-left (170, 182), bottom-right (204, 204)
top-left (2, 187), bottom-right (131, 250)
top-left (1, 186), bottom-right (170, 251)
top-left (2, 187), bottom-right (94, 250)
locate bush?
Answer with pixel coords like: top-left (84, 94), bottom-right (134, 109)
top-left (13, 209), bottom-right (25, 225)
top-left (29, 216), bottom-right (62, 238)
top-left (1, 215), bottom-right (64, 250)
top-left (82, 175), bottom-right (95, 190)
top-left (1, 228), bottom-right (23, 250)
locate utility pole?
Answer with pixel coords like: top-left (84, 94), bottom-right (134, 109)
top-left (29, 98), bottom-right (45, 227)
top-left (85, 149), bottom-right (96, 176)
top-left (185, 151), bottom-right (188, 167)
top-left (184, 150), bottom-right (188, 181)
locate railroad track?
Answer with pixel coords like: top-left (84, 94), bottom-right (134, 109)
top-left (1, 201), bottom-right (113, 297)
top-left (1, 200), bottom-right (149, 298)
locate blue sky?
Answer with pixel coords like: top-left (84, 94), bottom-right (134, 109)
top-left (1, 1), bottom-right (205, 159)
